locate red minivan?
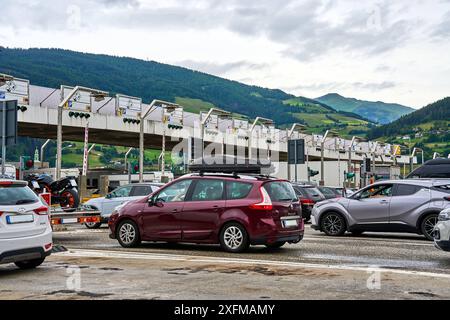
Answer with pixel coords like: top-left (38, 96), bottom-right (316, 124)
top-left (109, 173), bottom-right (304, 252)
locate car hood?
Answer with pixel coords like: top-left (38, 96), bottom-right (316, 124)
top-left (85, 197), bottom-right (105, 207)
top-left (316, 197), bottom-right (349, 207)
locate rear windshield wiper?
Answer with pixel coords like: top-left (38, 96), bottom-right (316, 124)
top-left (15, 199), bottom-right (37, 205)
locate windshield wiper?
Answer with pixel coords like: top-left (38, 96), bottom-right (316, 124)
top-left (15, 199), bottom-right (37, 205)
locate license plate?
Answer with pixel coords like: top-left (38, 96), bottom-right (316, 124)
top-left (62, 218), bottom-right (78, 224)
top-left (283, 219), bottom-right (298, 228)
top-left (32, 181), bottom-right (40, 189)
top-left (70, 180), bottom-right (77, 187)
top-left (6, 214), bottom-right (34, 224)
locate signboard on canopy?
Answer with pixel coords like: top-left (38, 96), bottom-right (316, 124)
top-left (0, 77), bottom-right (30, 106)
top-left (115, 94), bottom-right (142, 117)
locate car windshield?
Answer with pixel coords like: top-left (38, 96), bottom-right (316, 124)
top-left (0, 185), bottom-right (39, 205)
top-left (264, 181), bottom-right (297, 202)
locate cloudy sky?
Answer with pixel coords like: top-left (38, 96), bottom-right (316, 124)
top-left (1, 0), bottom-right (450, 108)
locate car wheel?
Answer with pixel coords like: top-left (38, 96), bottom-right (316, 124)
top-left (421, 214), bottom-right (438, 241)
top-left (219, 222), bottom-right (250, 253)
top-left (85, 222), bottom-right (102, 229)
top-left (303, 212), bottom-right (311, 223)
top-left (321, 212), bottom-right (346, 236)
top-left (116, 220), bottom-right (141, 248)
top-left (15, 257), bottom-right (45, 270)
top-left (265, 241), bottom-right (286, 249)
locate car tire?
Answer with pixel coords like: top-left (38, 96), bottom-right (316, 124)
top-left (116, 220), bottom-right (141, 248)
top-left (303, 212), bottom-right (311, 223)
top-left (321, 212), bottom-right (346, 236)
top-left (14, 257), bottom-right (45, 270)
top-left (420, 214), bottom-right (438, 241)
top-left (85, 222), bottom-right (102, 229)
top-left (265, 241), bottom-right (286, 249)
top-left (219, 222), bottom-right (250, 253)
top-left (60, 188), bottom-right (80, 210)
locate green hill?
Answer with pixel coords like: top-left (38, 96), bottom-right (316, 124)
top-left (316, 93), bottom-right (414, 124)
top-left (367, 97), bottom-right (450, 159)
top-left (0, 47), bottom-right (377, 168)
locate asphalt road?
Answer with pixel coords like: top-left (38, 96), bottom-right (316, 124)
top-left (53, 224), bottom-right (450, 274)
top-left (0, 224), bottom-right (449, 300)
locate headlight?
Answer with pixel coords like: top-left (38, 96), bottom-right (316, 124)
top-left (438, 211), bottom-right (450, 221)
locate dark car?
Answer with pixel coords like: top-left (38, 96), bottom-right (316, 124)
top-left (407, 158), bottom-right (450, 179)
top-left (291, 184), bottom-right (326, 222)
top-left (108, 173), bottom-right (304, 253)
top-left (317, 186), bottom-right (342, 200)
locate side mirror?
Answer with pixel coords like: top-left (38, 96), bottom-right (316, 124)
top-left (155, 199), bottom-right (164, 208)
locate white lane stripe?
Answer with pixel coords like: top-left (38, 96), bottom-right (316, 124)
top-left (56, 248), bottom-right (450, 279)
top-left (303, 237), bottom-right (433, 247)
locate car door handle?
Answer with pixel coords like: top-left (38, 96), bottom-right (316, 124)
top-left (212, 205), bottom-right (220, 212)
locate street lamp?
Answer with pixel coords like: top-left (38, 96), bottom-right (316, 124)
top-left (249, 117), bottom-right (274, 163)
top-left (56, 86), bottom-right (108, 179)
top-left (0, 73), bottom-right (14, 86)
top-left (201, 108), bottom-right (232, 162)
top-left (320, 130), bottom-right (339, 186)
top-left (139, 100), bottom-right (181, 182)
top-left (411, 147), bottom-right (424, 171)
top-left (286, 123), bottom-right (307, 182)
top-left (347, 136), bottom-right (366, 187)
top-left (40, 139), bottom-right (51, 168)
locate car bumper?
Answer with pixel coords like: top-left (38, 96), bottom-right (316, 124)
top-left (434, 221), bottom-right (450, 251)
top-left (0, 228), bottom-right (52, 264)
top-left (250, 216), bottom-right (304, 245)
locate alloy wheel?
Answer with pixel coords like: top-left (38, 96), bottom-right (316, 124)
top-left (223, 226), bottom-right (244, 250)
top-left (119, 223), bottom-right (136, 245)
top-left (423, 215), bottom-right (438, 240)
top-left (323, 214), bottom-right (344, 235)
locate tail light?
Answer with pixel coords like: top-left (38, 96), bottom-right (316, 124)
top-left (34, 206), bottom-right (49, 215)
top-left (299, 197), bottom-right (314, 205)
top-left (444, 196), bottom-right (450, 201)
top-left (249, 187), bottom-right (273, 211)
top-left (0, 211), bottom-right (3, 217)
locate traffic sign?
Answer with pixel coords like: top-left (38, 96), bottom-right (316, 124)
top-left (288, 139), bottom-right (305, 164)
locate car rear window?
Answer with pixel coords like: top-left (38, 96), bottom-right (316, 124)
top-left (0, 185), bottom-right (39, 205)
top-left (226, 181), bottom-right (253, 200)
top-left (263, 181), bottom-right (297, 202)
top-left (394, 184), bottom-right (422, 196)
top-left (319, 187), bottom-right (335, 197)
top-left (132, 185), bottom-right (154, 196)
top-left (304, 187), bottom-right (324, 199)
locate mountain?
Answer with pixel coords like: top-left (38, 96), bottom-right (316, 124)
top-left (0, 48), bottom-right (373, 135)
top-left (367, 97), bottom-right (450, 160)
top-left (316, 93), bottom-right (414, 124)
top-left (0, 48), bottom-right (377, 168)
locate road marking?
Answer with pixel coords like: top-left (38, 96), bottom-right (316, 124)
top-left (304, 236), bottom-right (433, 247)
top-left (56, 248), bottom-right (450, 280)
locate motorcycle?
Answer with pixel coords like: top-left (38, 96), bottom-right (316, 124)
top-left (24, 174), bottom-right (80, 210)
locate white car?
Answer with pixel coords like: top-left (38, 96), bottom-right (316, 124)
top-left (84, 183), bottom-right (163, 228)
top-left (434, 208), bottom-right (450, 251)
top-left (0, 180), bottom-right (52, 269)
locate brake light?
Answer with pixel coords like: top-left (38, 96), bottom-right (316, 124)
top-left (249, 187), bottom-right (273, 211)
top-left (0, 181), bottom-right (13, 186)
top-left (299, 197), bottom-right (315, 205)
top-left (34, 206), bottom-right (49, 215)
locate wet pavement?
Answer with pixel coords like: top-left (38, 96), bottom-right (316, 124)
top-left (0, 224), bottom-right (449, 300)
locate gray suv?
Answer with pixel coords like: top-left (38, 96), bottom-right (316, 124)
top-left (311, 179), bottom-right (450, 240)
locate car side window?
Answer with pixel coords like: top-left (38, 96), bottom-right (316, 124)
top-left (393, 184), bottom-right (421, 197)
top-left (191, 180), bottom-right (224, 201)
top-left (359, 184), bottom-right (393, 199)
top-left (226, 181), bottom-right (253, 200)
top-left (110, 186), bottom-right (132, 198)
top-left (156, 180), bottom-right (192, 203)
top-left (131, 185), bottom-right (153, 197)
